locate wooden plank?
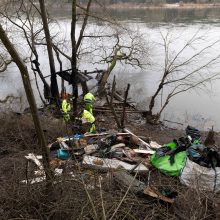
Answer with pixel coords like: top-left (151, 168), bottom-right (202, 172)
top-left (123, 128), bottom-right (151, 150)
top-left (144, 186), bottom-right (174, 204)
top-left (113, 171), bottom-right (175, 203)
top-left (121, 84), bottom-right (130, 128)
top-left (93, 109), bottom-right (146, 113)
top-left (133, 149), bottom-right (155, 155)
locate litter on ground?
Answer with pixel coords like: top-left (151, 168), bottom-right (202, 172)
top-left (22, 125), bottom-right (220, 204)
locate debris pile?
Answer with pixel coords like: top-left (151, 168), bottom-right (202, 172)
top-left (23, 125), bottom-right (220, 204)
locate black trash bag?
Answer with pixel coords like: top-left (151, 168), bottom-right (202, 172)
top-left (199, 147), bottom-right (220, 168)
top-left (101, 135), bottom-right (117, 148)
top-left (96, 128), bottom-right (107, 133)
top-left (168, 137), bottom-right (192, 165)
top-left (158, 187), bottom-right (178, 199)
top-left (155, 137), bottom-right (191, 164)
top-left (187, 144), bottom-right (220, 168)
top-left (97, 135), bottom-right (118, 158)
top-left (187, 144), bottom-right (205, 163)
top-left (155, 146), bottom-right (171, 159)
top-left (185, 125), bottom-right (201, 141)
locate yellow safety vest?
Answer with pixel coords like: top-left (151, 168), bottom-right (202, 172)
top-left (84, 92), bottom-right (95, 114)
top-left (82, 109), bottom-right (96, 133)
top-left (62, 99), bottom-right (71, 122)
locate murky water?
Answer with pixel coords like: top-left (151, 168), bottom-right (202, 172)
top-left (1, 7), bottom-right (220, 131)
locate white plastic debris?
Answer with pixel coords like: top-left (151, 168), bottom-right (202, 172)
top-left (180, 158), bottom-right (220, 192)
top-left (82, 155), bottom-right (148, 172)
top-left (25, 153), bottom-right (43, 170)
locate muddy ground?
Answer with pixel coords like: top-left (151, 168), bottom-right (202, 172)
top-left (0, 110), bottom-right (220, 219)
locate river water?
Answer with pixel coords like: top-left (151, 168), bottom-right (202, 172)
top-left (1, 7), bottom-right (220, 131)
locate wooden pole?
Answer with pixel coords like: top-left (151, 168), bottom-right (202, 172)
top-left (121, 84), bottom-right (130, 128)
top-left (105, 76), bottom-right (121, 128)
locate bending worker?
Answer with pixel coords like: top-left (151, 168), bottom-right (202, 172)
top-left (84, 92), bottom-right (95, 114)
top-left (81, 109), bottom-right (96, 133)
top-left (82, 92), bottom-right (96, 133)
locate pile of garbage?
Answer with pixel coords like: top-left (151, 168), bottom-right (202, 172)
top-left (151, 126), bottom-right (220, 192)
top-left (23, 125), bottom-right (220, 203)
top-left (48, 129), bottom-right (155, 173)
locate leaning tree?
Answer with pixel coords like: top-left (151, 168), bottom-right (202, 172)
top-left (0, 23), bottom-right (54, 190)
top-left (146, 28), bottom-right (220, 124)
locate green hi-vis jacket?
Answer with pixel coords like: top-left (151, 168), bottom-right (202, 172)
top-left (84, 92), bottom-right (95, 114)
top-left (82, 109), bottom-right (96, 133)
top-left (62, 99), bottom-right (71, 122)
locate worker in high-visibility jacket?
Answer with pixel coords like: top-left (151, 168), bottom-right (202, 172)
top-left (84, 92), bottom-right (95, 115)
top-left (62, 99), bottom-right (71, 122)
top-left (81, 109), bottom-right (96, 133)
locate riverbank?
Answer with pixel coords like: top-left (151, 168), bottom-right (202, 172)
top-left (49, 2), bottom-right (220, 13)
top-left (0, 111), bottom-right (220, 219)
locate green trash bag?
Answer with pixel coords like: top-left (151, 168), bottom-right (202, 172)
top-left (150, 142), bottom-right (187, 177)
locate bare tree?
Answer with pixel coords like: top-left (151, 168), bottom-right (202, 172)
top-left (146, 29), bottom-right (220, 124)
top-left (1, 0), bottom-right (149, 113)
top-left (71, 0), bottom-right (78, 116)
top-left (0, 23), bottom-right (54, 189)
top-left (0, 0), bottom-right (53, 102)
top-left (39, 0), bottom-right (59, 102)
top-left (63, 0), bottom-right (148, 110)
top-left (97, 31), bottom-right (149, 94)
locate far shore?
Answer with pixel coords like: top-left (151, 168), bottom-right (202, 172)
top-left (47, 3), bottom-right (220, 13)
top-left (88, 3), bottom-right (220, 10)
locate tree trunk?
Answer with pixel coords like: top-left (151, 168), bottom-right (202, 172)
top-left (147, 69), bottom-right (169, 123)
top-left (148, 83), bottom-right (163, 116)
top-left (98, 59), bottom-right (116, 94)
top-left (39, 0), bottom-right (59, 103)
top-left (98, 48), bottom-right (119, 94)
top-left (71, 0), bottom-right (78, 116)
top-left (0, 24), bottom-right (54, 188)
top-left (146, 82), bottom-right (164, 124)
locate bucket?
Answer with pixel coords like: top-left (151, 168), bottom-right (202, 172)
top-left (57, 149), bottom-right (70, 160)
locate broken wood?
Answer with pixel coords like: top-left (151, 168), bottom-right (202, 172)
top-left (123, 128), bottom-right (151, 150)
top-left (105, 86), bottom-right (121, 128)
top-left (144, 186), bottom-right (174, 203)
top-left (133, 149), bottom-right (155, 155)
top-left (113, 91), bottom-right (135, 108)
top-left (93, 109), bottom-right (146, 113)
top-left (113, 171), bottom-right (175, 203)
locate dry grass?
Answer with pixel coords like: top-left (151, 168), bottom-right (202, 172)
top-left (0, 113), bottom-right (219, 219)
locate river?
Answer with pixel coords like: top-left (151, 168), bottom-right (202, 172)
top-left (1, 7), bottom-right (220, 131)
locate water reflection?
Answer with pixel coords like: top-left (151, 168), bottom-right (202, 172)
top-left (105, 8), bottom-right (220, 24)
top-left (49, 6), bottom-right (220, 24)
top-left (1, 7), bottom-right (220, 131)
